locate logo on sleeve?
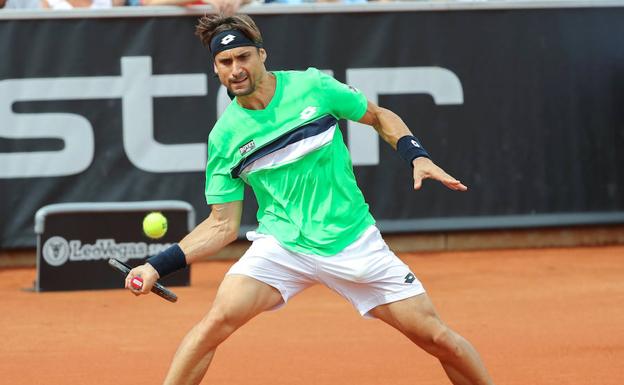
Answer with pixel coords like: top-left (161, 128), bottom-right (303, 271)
top-left (299, 106), bottom-right (317, 120)
top-left (221, 34), bottom-right (236, 45)
top-left (239, 140), bottom-right (256, 155)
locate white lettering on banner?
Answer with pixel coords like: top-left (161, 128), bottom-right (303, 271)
top-left (41, 236), bottom-right (172, 267)
top-left (0, 79), bottom-right (95, 178)
top-left (0, 56), bottom-right (208, 178)
top-left (1, 64), bottom-right (462, 177)
top-left (346, 67), bottom-right (464, 165)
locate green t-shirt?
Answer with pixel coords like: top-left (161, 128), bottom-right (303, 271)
top-left (205, 67), bottom-right (375, 256)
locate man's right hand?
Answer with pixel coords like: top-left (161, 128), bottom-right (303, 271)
top-left (125, 263), bottom-right (160, 296)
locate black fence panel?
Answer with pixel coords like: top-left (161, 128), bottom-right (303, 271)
top-left (1, 5), bottom-right (623, 248)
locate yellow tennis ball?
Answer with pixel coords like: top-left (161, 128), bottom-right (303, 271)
top-left (143, 212), bottom-right (168, 239)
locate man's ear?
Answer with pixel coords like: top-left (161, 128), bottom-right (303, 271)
top-left (259, 48), bottom-right (267, 63)
top-left (213, 62), bottom-right (218, 75)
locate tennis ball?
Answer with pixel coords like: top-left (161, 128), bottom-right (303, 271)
top-left (143, 211), bottom-right (168, 239)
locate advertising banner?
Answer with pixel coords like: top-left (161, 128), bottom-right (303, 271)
top-left (2, 6), bottom-right (623, 249)
top-left (35, 201), bottom-right (192, 291)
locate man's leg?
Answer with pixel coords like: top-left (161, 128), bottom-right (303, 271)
top-left (369, 293), bottom-right (495, 385)
top-left (163, 274), bottom-right (283, 385)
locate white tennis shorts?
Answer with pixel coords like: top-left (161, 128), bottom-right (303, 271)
top-left (227, 225), bottom-right (426, 318)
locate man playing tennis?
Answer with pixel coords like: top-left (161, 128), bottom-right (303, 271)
top-left (126, 14), bottom-right (495, 385)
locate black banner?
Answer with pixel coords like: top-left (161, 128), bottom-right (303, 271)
top-left (2, 6), bottom-right (624, 249)
top-left (36, 202), bottom-right (191, 291)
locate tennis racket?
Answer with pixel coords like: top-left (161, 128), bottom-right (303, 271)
top-left (108, 258), bottom-right (178, 303)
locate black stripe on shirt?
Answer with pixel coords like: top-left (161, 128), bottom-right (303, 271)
top-left (231, 114), bottom-right (338, 178)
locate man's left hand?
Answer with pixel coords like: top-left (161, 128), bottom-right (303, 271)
top-left (412, 157), bottom-right (468, 191)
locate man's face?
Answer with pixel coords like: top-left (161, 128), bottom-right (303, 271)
top-left (213, 46), bottom-right (267, 97)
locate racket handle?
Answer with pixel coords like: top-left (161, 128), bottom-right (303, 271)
top-left (130, 277), bottom-right (144, 290)
top-left (131, 274), bottom-right (177, 303)
top-left (108, 258), bottom-right (178, 303)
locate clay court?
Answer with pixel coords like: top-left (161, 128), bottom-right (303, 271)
top-left (1, 245), bottom-right (623, 385)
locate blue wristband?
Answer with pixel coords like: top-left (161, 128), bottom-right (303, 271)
top-left (147, 244), bottom-right (187, 278)
top-left (396, 135), bottom-right (430, 167)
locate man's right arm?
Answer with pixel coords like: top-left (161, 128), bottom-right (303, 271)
top-left (178, 200), bottom-right (243, 264)
top-left (125, 200), bottom-right (243, 295)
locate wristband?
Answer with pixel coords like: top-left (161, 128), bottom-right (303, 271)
top-left (147, 244), bottom-right (187, 278)
top-left (396, 135), bottom-right (430, 167)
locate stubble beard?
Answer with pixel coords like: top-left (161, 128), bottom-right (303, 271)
top-left (228, 75), bottom-right (255, 97)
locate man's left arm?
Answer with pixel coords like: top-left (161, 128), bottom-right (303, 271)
top-left (357, 100), bottom-right (468, 192)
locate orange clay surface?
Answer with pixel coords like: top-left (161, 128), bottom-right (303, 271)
top-left (1, 245), bottom-right (623, 385)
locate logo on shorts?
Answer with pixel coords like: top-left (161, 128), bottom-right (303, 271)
top-left (239, 140), bottom-right (256, 155)
top-left (42, 236), bottom-right (70, 267)
top-left (221, 34), bottom-right (236, 45)
top-left (404, 272), bottom-right (416, 284)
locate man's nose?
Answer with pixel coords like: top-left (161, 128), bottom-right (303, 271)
top-left (232, 61), bottom-right (242, 77)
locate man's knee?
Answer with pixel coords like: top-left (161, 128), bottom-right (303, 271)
top-left (409, 320), bottom-right (463, 361)
top-left (194, 306), bottom-right (242, 347)
top-left (431, 325), bottom-right (463, 359)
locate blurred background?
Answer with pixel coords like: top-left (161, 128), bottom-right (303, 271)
top-left (1, 0), bottom-right (623, 267)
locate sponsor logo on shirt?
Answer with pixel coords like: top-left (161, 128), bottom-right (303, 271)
top-left (239, 140), bottom-right (256, 155)
top-left (299, 106), bottom-right (317, 120)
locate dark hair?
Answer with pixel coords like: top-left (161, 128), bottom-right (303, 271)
top-left (195, 14), bottom-right (263, 49)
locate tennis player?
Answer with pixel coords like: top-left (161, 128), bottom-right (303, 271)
top-left (126, 14), bottom-right (495, 385)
